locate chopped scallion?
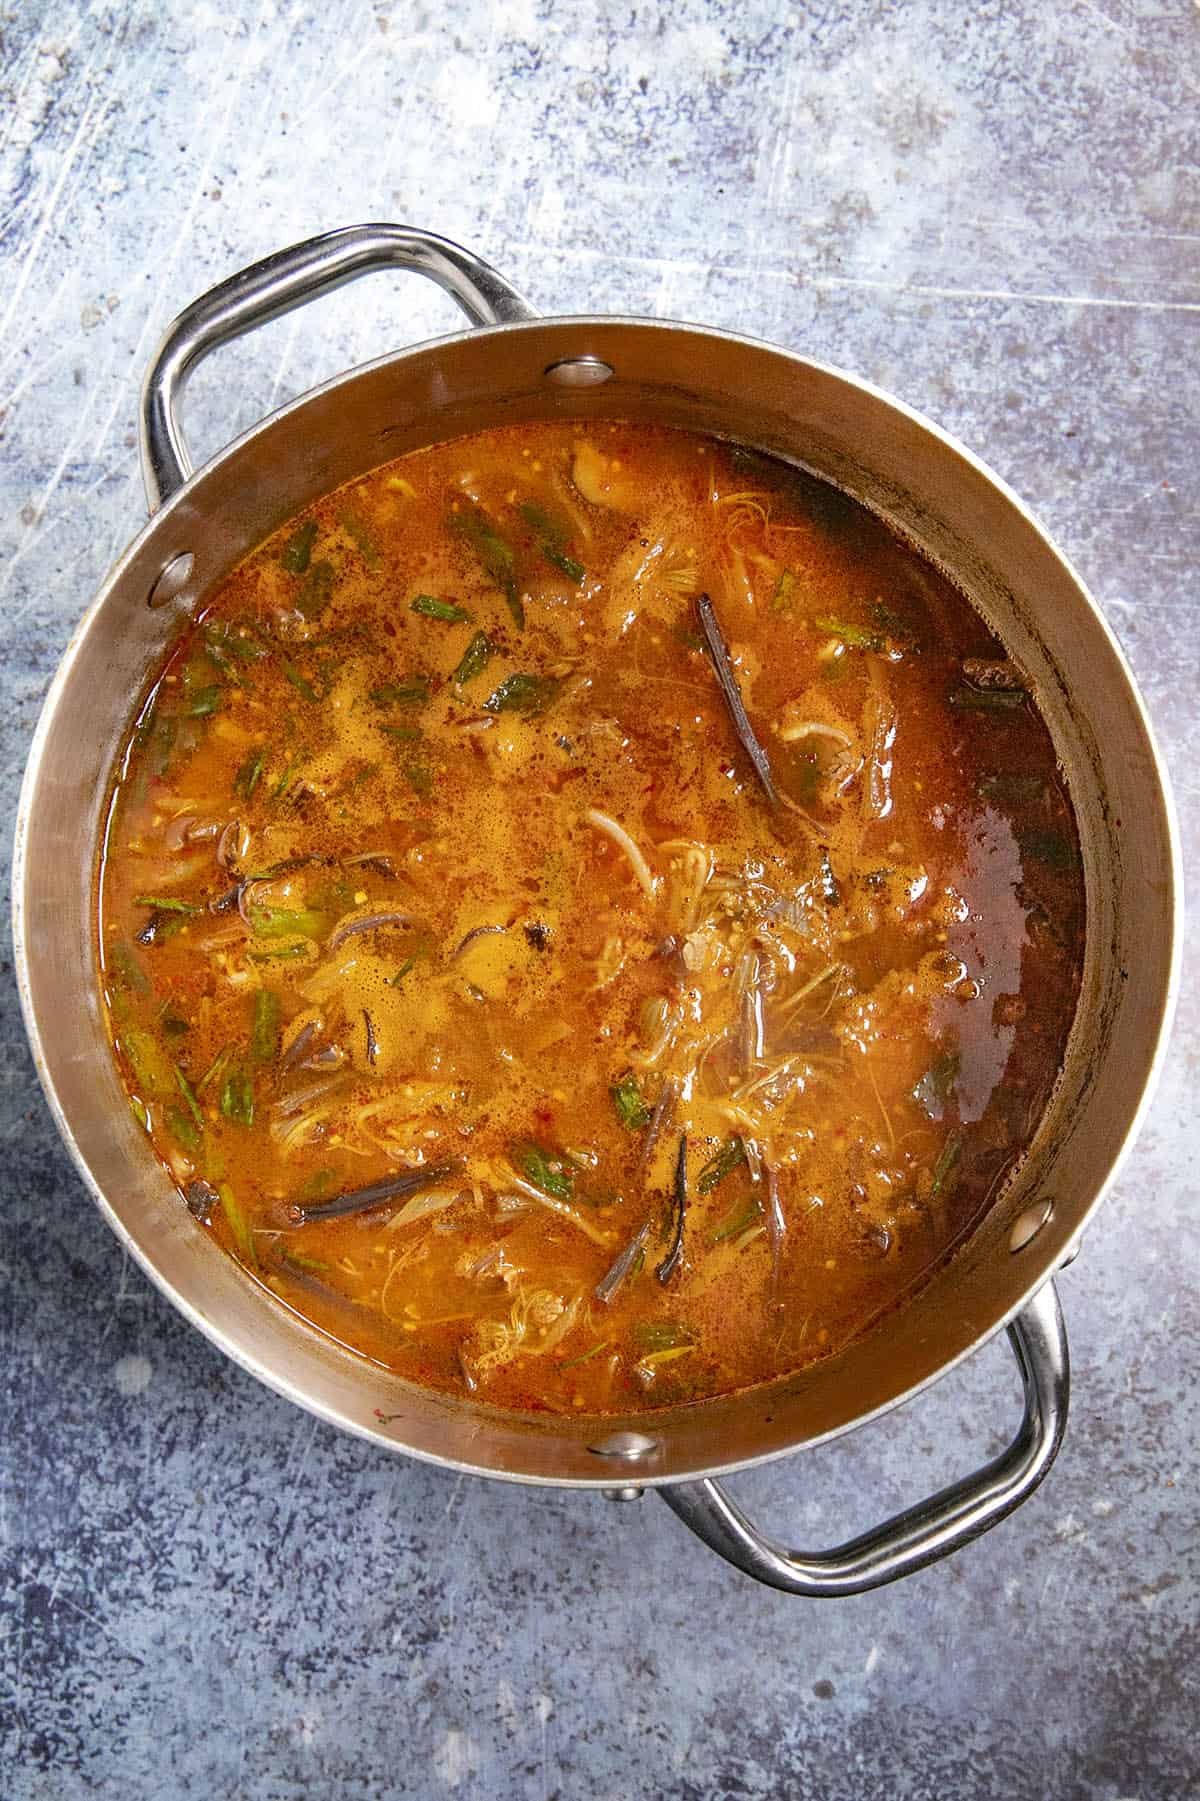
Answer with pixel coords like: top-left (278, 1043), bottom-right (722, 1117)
top-left (452, 630), bottom-right (494, 686)
top-left (815, 615), bottom-right (883, 651)
top-left (632, 1320), bottom-right (694, 1353)
top-left (930, 1131), bottom-right (963, 1197)
top-left (483, 672), bottom-right (559, 715)
top-left (697, 1135), bottom-right (747, 1194)
top-left (282, 662), bottom-right (319, 703)
top-left (220, 1066), bottom-right (255, 1128)
top-left (513, 1140), bottom-right (575, 1201)
top-left (251, 988), bottom-right (281, 1063)
top-left (771, 569), bottom-right (797, 613)
top-left (235, 748), bottom-right (264, 801)
top-left (449, 505), bottom-right (523, 628)
top-left (133, 895), bottom-right (201, 914)
top-left (610, 1072), bottom-right (651, 1131)
top-left (218, 1182), bottom-right (259, 1268)
top-left (281, 519), bottom-right (318, 574)
top-left (912, 1050), bottom-right (960, 1121)
top-left (249, 905), bottom-right (325, 940)
top-left (371, 677), bottom-right (431, 707)
top-left (411, 594), bottom-right (471, 624)
top-left (174, 1064), bottom-right (205, 1132)
top-left (167, 1105), bottom-right (201, 1155)
top-left (185, 684), bottom-right (221, 717)
top-left (338, 510), bottom-right (380, 569)
top-left (295, 560), bottom-right (335, 619)
top-left (520, 502), bottom-right (585, 584)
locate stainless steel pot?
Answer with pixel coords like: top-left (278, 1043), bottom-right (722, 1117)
top-left (13, 225), bottom-right (1182, 1595)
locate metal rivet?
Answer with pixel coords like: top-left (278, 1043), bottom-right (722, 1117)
top-left (544, 355), bottom-right (615, 388)
top-left (147, 551), bottom-right (195, 609)
top-left (587, 1430), bottom-right (659, 1460)
top-left (1009, 1197), bottom-right (1054, 1253)
top-left (603, 1486), bottom-right (645, 1502)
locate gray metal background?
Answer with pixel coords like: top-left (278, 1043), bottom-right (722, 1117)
top-left (1, 2), bottom-right (1195, 1795)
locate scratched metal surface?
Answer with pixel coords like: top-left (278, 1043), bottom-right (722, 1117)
top-left (1, 2), bottom-right (1197, 1797)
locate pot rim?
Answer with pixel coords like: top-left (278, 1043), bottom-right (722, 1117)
top-left (12, 309), bottom-right (1185, 1487)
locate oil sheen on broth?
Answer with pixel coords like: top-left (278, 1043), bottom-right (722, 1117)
top-left (97, 423), bottom-right (1085, 1415)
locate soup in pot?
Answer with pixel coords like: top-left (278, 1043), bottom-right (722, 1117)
top-left (96, 422), bottom-right (1085, 1414)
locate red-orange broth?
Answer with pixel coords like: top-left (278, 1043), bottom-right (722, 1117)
top-left (96, 422), bottom-right (1085, 1414)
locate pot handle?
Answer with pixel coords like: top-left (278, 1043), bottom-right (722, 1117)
top-left (140, 223), bottom-right (537, 512)
top-left (658, 1279), bottom-right (1069, 1596)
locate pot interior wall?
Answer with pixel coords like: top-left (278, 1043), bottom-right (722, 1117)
top-left (15, 318), bottom-right (1178, 1485)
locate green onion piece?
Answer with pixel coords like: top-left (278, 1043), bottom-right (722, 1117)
top-left (121, 1028), bottom-right (174, 1098)
top-left (251, 988), bottom-right (281, 1063)
top-left (167, 1105), bottom-right (201, 1154)
top-left (559, 1341), bottom-right (611, 1370)
top-left (338, 510), bottom-right (380, 569)
top-left (870, 600), bottom-right (913, 644)
top-left (794, 753), bottom-right (821, 804)
top-left (520, 502), bottom-right (585, 584)
top-left (610, 1072), bottom-right (651, 1131)
top-left (771, 569), bottom-right (797, 613)
top-left (543, 546), bottom-right (585, 582)
top-left (218, 1183), bottom-right (259, 1269)
top-left (107, 941), bottom-right (148, 994)
top-left (453, 630), bottom-right (494, 686)
top-left (697, 1134), bottom-right (747, 1194)
top-left (912, 1050), bottom-right (960, 1121)
top-left (186, 684), bottom-right (221, 717)
top-left (202, 638), bottom-right (244, 685)
top-left (449, 506), bottom-right (523, 628)
top-left (220, 1065), bottom-right (255, 1128)
top-left (282, 662), bottom-right (319, 703)
top-left (295, 559), bottom-right (335, 619)
top-left (149, 714), bottom-right (177, 777)
top-left (299, 1167), bottom-right (338, 1202)
top-left (513, 1140), bottom-right (575, 1201)
top-left (815, 615), bottom-right (884, 651)
top-left (174, 1064), bottom-right (205, 1131)
top-left (196, 1044), bottom-right (232, 1094)
top-left (281, 519), bottom-right (318, 574)
top-left (403, 764), bottom-right (433, 796)
top-left (1019, 829), bottom-right (1079, 872)
top-left (204, 620), bottom-right (264, 663)
top-left (411, 594), bottom-right (471, 624)
top-left (371, 677), bottom-right (430, 707)
top-left (282, 1252), bottom-right (333, 1276)
top-left (129, 1096), bottom-right (150, 1132)
top-left (249, 905), bottom-right (325, 940)
top-left (930, 1130), bottom-right (963, 1198)
top-left (133, 895), bottom-right (201, 914)
top-left (669, 623), bottom-right (705, 654)
top-left (632, 1320), bottom-right (694, 1353)
top-left (235, 748), bottom-right (264, 801)
top-left (710, 1195), bottom-right (763, 1244)
top-left (948, 686), bottom-right (1027, 712)
top-left (386, 958), bottom-right (415, 987)
top-left (272, 757), bottom-right (304, 801)
top-left (483, 672), bottom-right (560, 715)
